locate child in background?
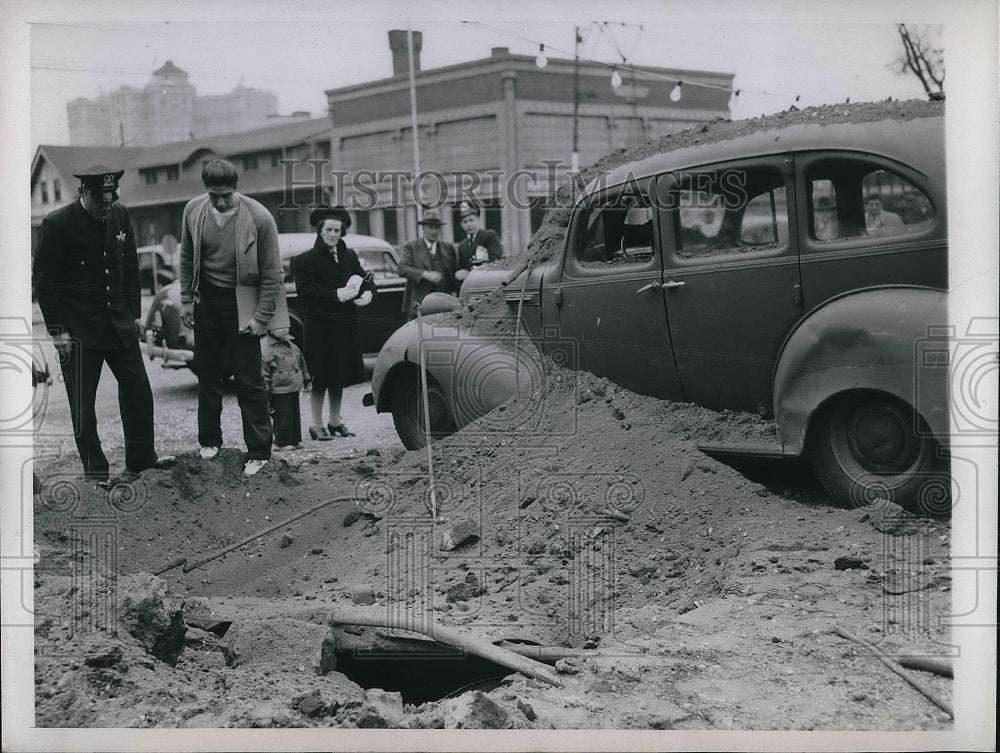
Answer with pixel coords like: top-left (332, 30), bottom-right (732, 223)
top-left (261, 329), bottom-right (311, 450)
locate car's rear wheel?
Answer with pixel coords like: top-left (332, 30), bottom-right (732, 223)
top-left (390, 371), bottom-right (457, 450)
top-left (808, 391), bottom-right (950, 515)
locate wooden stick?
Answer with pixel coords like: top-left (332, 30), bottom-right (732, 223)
top-left (832, 626), bottom-right (953, 718)
top-left (328, 609), bottom-right (563, 687)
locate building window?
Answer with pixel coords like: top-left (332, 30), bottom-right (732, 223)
top-left (166, 165), bottom-right (179, 181)
top-left (243, 155), bottom-right (259, 171)
top-left (53, 179), bottom-right (61, 202)
top-left (140, 169), bottom-right (158, 185)
top-left (41, 182), bottom-right (48, 204)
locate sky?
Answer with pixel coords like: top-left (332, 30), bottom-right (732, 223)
top-left (25, 3), bottom-right (946, 150)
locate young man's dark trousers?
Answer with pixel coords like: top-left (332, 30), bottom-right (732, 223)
top-left (59, 340), bottom-right (157, 481)
top-left (193, 282), bottom-right (272, 460)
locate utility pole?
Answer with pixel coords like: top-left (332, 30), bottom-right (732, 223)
top-left (571, 26), bottom-right (581, 174)
top-left (407, 26), bottom-right (421, 223)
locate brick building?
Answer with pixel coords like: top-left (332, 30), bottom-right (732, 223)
top-left (325, 31), bottom-right (733, 252)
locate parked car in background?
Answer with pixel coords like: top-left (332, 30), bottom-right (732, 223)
top-left (136, 244), bottom-right (176, 295)
top-left (365, 104), bottom-right (950, 513)
top-left (142, 233), bottom-right (407, 374)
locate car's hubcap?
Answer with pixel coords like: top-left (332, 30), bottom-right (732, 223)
top-left (847, 402), bottom-right (921, 474)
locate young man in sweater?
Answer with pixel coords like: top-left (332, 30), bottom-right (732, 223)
top-left (179, 159), bottom-right (282, 476)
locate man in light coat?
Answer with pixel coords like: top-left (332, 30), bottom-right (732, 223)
top-left (179, 159), bottom-right (282, 476)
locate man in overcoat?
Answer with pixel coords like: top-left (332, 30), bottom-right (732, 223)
top-left (32, 165), bottom-right (173, 483)
top-left (397, 209), bottom-right (460, 319)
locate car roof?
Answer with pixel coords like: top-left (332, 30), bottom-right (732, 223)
top-left (278, 232), bottom-right (396, 258)
top-left (585, 102), bottom-right (945, 200)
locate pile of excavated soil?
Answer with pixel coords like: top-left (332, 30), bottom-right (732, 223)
top-left (33, 362), bottom-right (952, 729)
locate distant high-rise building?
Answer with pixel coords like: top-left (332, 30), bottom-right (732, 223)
top-left (66, 60), bottom-right (284, 146)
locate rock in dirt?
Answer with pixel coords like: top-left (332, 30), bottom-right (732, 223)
top-left (279, 533), bottom-right (295, 548)
top-left (517, 698), bottom-right (537, 721)
top-left (441, 519), bottom-right (480, 551)
top-left (84, 645), bottom-right (123, 668)
top-left (295, 689), bottom-right (328, 718)
top-left (866, 500), bottom-right (922, 535)
top-left (220, 618), bottom-right (327, 669)
top-left (834, 556), bottom-right (869, 571)
top-left (355, 688), bottom-right (405, 728)
top-left (456, 691), bottom-right (509, 729)
top-left (555, 658), bottom-right (581, 675)
top-left (116, 573), bottom-right (186, 665)
top-left (343, 508), bottom-right (362, 527)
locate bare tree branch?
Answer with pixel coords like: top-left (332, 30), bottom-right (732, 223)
top-left (894, 24), bottom-right (945, 101)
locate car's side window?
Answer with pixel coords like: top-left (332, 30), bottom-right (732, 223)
top-left (672, 166), bottom-right (788, 260)
top-left (576, 188), bottom-right (655, 268)
top-left (806, 160), bottom-right (934, 242)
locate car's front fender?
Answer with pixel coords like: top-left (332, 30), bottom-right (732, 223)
top-left (773, 286), bottom-right (949, 455)
top-left (371, 316), bottom-right (544, 430)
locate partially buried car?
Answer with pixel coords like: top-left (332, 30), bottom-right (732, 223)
top-left (142, 232), bottom-right (407, 373)
top-left (365, 101), bottom-right (951, 514)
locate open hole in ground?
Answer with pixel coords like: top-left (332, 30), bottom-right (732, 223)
top-left (327, 630), bottom-right (517, 705)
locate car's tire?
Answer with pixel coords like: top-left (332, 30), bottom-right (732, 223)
top-left (808, 391), bottom-right (950, 516)
top-left (390, 371), bottom-right (457, 450)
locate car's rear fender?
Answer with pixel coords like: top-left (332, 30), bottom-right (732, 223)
top-left (773, 286), bottom-right (949, 455)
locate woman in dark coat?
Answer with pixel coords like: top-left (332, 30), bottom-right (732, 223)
top-left (292, 206), bottom-right (376, 439)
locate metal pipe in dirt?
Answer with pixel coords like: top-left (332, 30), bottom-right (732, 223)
top-left (415, 303), bottom-right (437, 520)
top-left (153, 496), bottom-right (358, 576)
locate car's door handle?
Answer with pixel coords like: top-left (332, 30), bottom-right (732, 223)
top-left (662, 280), bottom-right (686, 289)
top-left (636, 280), bottom-right (662, 295)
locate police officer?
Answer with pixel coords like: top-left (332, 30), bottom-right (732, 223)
top-left (33, 165), bottom-right (173, 484)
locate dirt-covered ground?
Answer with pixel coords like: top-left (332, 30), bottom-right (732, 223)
top-left (33, 362), bottom-right (953, 730)
top-left (31, 101), bottom-right (954, 730)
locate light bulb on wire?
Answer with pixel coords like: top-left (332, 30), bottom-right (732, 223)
top-left (670, 81), bottom-right (683, 102)
top-left (535, 44), bottom-right (548, 69)
top-left (610, 68), bottom-right (623, 88)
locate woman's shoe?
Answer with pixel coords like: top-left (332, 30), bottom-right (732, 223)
top-left (328, 423), bottom-right (356, 437)
top-left (309, 425), bottom-right (333, 441)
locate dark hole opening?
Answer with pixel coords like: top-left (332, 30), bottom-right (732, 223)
top-left (331, 636), bottom-right (514, 705)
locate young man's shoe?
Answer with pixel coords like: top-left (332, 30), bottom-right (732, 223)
top-left (243, 459), bottom-right (267, 477)
top-left (199, 446), bottom-right (220, 460)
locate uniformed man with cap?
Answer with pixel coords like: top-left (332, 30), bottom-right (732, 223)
top-left (32, 165), bottom-right (173, 484)
top-left (454, 201), bottom-right (503, 286)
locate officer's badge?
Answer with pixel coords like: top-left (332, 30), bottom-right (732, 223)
top-left (116, 231), bottom-right (126, 244)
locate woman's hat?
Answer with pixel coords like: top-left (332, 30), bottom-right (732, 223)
top-left (309, 205), bottom-right (352, 230)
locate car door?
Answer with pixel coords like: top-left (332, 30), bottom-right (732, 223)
top-left (793, 151), bottom-right (947, 307)
top-left (657, 156), bottom-right (803, 415)
top-left (556, 178), bottom-right (684, 400)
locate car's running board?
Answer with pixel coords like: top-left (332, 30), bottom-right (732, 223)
top-left (696, 442), bottom-right (792, 459)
